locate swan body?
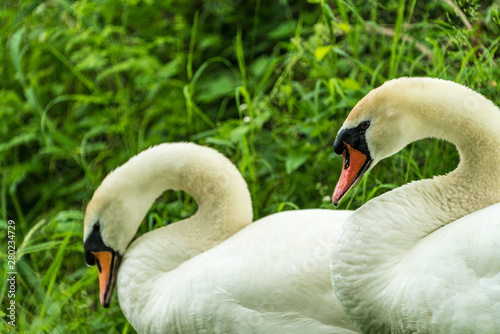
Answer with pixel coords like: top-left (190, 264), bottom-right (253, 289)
top-left (119, 209), bottom-right (357, 333)
top-left (83, 143), bottom-right (358, 333)
top-left (330, 77), bottom-right (500, 333)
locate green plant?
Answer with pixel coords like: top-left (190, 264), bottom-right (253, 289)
top-left (1, 0), bottom-right (499, 332)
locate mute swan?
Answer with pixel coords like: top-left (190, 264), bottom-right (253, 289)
top-left (83, 143), bottom-right (359, 333)
top-left (330, 77), bottom-right (500, 333)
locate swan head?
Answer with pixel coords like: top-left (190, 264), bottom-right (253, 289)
top-left (83, 165), bottom-right (152, 308)
top-left (332, 78), bottom-right (422, 205)
top-left (83, 193), bottom-right (129, 308)
top-left (83, 220), bottom-right (123, 308)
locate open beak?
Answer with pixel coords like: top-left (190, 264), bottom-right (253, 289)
top-left (332, 143), bottom-right (372, 206)
top-left (92, 250), bottom-right (122, 308)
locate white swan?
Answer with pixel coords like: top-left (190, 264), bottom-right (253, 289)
top-left (330, 77), bottom-right (500, 333)
top-left (83, 142), bottom-right (359, 333)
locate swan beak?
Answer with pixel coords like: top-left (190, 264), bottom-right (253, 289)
top-left (332, 143), bottom-right (371, 206)
top-left (92, 250), bottom-right (122, 308)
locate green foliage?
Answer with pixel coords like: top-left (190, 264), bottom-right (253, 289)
top-left (1, 0), bottom-right (499, 332)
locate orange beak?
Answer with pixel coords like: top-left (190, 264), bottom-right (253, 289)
top-left (92, 250), bottom-right (121, 308)
top-left (332, 143), bottom-right (371, 206)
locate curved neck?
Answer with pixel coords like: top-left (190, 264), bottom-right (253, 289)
top-left (94, 143), bottom-right (253, 256)
top-left (108, 143), bottom-right (253, 330)
top-left (332, 80), bottom-right (500, 332)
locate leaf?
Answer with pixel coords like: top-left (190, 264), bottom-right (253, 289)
top-left (342, 78), bottom-right (360, 91)
top-left (229, 124), bottom-right (250, 142)
top-left (250, 55), bottom-right (272, 77)
top-left (17, 241), bottom-right (64, 257)
top-left (314, 45), bottom-right (332, 61)
top-left (158, 58), bottom-right (181, 80)
top-left (268, 21), bottom-right (296, 39)
top-left (9, 28), bottom-right (27, 82)
top-left (95, 58), bottom-right (137, 82)
top-left (0, 132), bottom-right (38, 153)
top-left (204, 138), bottom-right (235, 148)
top-left (195, 74), bottom-right (236, 102)
top-left (277, 201), bottom-right (300, 212)
top-left (5, 164), bottom-right (30, 194)
top-left (285, 151), bottom-right (311, 174)
top-left (281, 84), bottom-right (292, 96)
top-left (75, 52), bottom-right (108, 71)
top-left (337, 22), bottom-right (351, 33)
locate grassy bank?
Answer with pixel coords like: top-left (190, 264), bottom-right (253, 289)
top-left (1, 0), bottom-right (499, 332)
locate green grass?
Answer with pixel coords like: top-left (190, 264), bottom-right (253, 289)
top-left (1, 0), bottom-right (499, 332)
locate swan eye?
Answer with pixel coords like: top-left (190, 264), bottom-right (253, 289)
top-left (359, 121), bottom-right (370, 130)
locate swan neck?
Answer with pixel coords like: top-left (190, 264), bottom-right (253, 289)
top-left (94, 143), bottom-right (252, 255)
top-left (332, 79), bottom-right (500, 332)
top-left (397, 80), bottom-right (500, 150)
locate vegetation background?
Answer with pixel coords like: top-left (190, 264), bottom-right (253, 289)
top-left (0, 0), bottom-right (499, 332)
